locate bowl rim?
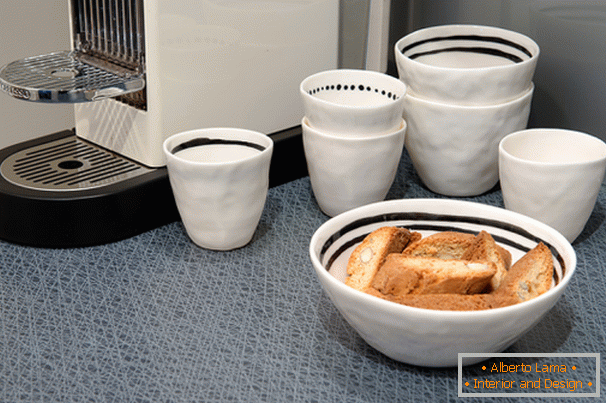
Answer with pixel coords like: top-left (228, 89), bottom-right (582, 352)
top-left (309, 198), bottom-right (576, 321)
top-left (301, 117), bottom-right (407, 141)
top-left (394, 24), bottom-right (540, 73)
top-left (405, 83), bottom-right (534, 110)
top-left (300, 68), bottom-right (408, 111)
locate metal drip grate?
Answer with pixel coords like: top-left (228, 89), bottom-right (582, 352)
top-left (0, 0), bottom-right (147, 106)
top-left (0, 51), bottom-right (145, 103)
top-left (0, 135), bottom-right (152, 191)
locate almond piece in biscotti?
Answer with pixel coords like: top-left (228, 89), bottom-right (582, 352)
top-left (461, 231), bottom-right (512, 292)
top-left (402, 231), bottom-right (476, 260)
top-left (345, 227), bottom-right (415, 292)
top-left (492, 242), bottom-right (554, 306)
top-left (371, 254), bottom-right (497, 296)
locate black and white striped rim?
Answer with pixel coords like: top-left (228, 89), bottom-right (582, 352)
top-left (171, 138), bottom-right (267, 155)
top-left (400, 34), bottom-right (534, 64)
top-left (318, 211), bottom-right (564, 285)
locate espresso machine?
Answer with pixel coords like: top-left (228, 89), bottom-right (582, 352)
top-left (0, 0), bottom-right (392, 247)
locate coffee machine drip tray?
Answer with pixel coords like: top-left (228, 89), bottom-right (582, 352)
top-left (0, 130), bottom-right (179, 248)
top-left (0, 51), bottom-right (145, 103)
top-left (1, 135), bottom-right (152, 191)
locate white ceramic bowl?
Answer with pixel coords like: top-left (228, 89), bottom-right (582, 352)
top-left (499, 128), bottom-right (606, 243)
top-left (302, 117), bottom-right (406, 217)
top-left (309, 199), bottom-right (575, 367)
top-left (395, 24), bottom-right (539, 105)
top-left (300, 69), bottom-right (407, 136)
top-left (403, 84), bottom-right (534, 196)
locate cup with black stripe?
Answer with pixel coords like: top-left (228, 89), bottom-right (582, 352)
top-left (394, 25), bottom-right (539, 196)
top-left (394, 24), bottom-right (539, 106)
top-left (163, 128), bottom-right (273, 250)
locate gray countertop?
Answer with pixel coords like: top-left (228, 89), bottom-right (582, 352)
top-left (1, 150), bottom-right (604, 402)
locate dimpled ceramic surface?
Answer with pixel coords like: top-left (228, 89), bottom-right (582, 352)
top-left (300, 69), bottom-right (407, 136)
top-left (499, 128), bottom-right (606, 243)
top-left (403, 85), bottom-right (533, 197)
top-left (302, 117), bottom-right (406, 217)
top-left (163, 128), bottom-right (273, 250)
top-left (309, 199), bottom-right (576, 367)
top-left (395, 24), bottom-right (539, 105)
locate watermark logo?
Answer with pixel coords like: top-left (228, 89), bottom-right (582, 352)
top-left (458, 353), bottom-right (600, 398)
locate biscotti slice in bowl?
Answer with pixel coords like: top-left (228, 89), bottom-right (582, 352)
top-left (371, 254), bottom-right (497, 296)
top-left (461, 230), bottom-right (512, 292)
top-left (345, 226), bottom-right (415, 292)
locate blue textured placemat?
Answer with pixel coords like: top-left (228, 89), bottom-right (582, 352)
top-left (1, 150), bottom-right (604, 402)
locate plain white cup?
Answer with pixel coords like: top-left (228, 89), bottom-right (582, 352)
top-left (395, 24), bottom-right (539, 105)
top-left (300, 69), bottom-right (407, 136)
top-left (302, 117), bottom-right (406, 217)
top-left (403, 84), bottom-right (534, 196)
top-left (499, 128), bottom-right (606, 242)
top-left (163, 128), bottom-right (273, 250)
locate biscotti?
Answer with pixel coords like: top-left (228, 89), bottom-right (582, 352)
top-left (371, 254), bottom-right (497, 296)
top-left (345, 226), bottom-right (555, 311)
top-left (460, 231), bottom-right (511, 292)
top-left (345, 226), bottom-right (415, 291)
top-left (492, 242), bottom-right (553, 304)
top-left (365, 290), bottom-right (497, 311)
top-left (403, 231), bottom-right (476, 259)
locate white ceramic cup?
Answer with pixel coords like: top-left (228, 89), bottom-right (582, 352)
top-left (395, 24), bottom-right (539, 106)
top-left (499, 128), bottom-right (606, 242)
top-left (163, 128), bottom-right (273, 250)
top-left (403, 84), bottom-right (534, 196)
top-left (302, 117), bottom-right (406, 217)
top-left (300, 69), bottom-right (407, 136)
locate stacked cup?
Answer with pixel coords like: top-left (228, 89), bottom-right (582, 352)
top-left (394, 25), bottom-right (539, 196)
top-left (299, 69), bottom-right (408, 217)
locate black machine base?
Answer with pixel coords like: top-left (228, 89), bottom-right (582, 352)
top-left (0, 126), bottom-right (307, 248)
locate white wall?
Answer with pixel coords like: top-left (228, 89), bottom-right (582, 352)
top-left (0, 1), bottom-right (74, 148)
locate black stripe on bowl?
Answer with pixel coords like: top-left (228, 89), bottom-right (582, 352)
top-left (407, 46), bottom-right (524, 64)
top-left (401, 34), bottom-right (533, 63)
top-left (171, 138), bottom-right (266, 155)
top-left (320, 211), bottom-right (564, 285)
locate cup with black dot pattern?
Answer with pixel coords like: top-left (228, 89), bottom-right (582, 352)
top-left (300, 69), bottom-right (407, 137)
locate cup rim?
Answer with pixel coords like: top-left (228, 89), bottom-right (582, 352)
top-left (301, 116), bottom-right (407, 141)
top-left (499, 128), bottom-right (606, 166)
top-left (405, 83), bottom-right (534, 110)
top-left (300, 68), bottom-right (407, 111)
top-left (163, 128), bottom-right (274, 166)
top-left (395, 24), bottom-right (540, 73)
